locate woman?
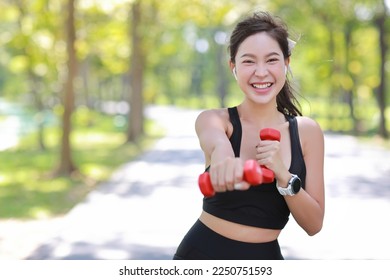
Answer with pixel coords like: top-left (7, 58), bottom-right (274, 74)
top-left (173, 11), bottom-right (325, 260)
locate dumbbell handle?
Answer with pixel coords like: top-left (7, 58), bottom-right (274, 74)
top-left (259, 128), bottom-right (281, 183)
top-left (198, 159), bottom-right (263, 197)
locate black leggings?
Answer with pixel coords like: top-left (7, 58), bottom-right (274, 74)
top-left (173, 220), bottom-right (284, 260)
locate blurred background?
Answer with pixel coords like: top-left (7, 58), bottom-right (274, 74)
top-left (0, 0), bottom-right (389, 259)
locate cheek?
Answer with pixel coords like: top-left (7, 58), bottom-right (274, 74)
top-left (271, 67), bottom-right (286, 81)
top-left (272, 64), bottom-right (285, 74)
top-left (239, 67), bottom-right (255, 78)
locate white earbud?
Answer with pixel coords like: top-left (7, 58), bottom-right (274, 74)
top-left (284, 65), bottom-right (288, 75)
top-left (233, 67), bottom-right (238, 80)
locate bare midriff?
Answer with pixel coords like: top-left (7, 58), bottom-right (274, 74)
top-left (199, 211), bottom-right (281, 243)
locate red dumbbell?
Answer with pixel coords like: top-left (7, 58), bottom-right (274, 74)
top-left (259, 128), bottom-right (281, 183)
top-left (198, 159), bottom-right (263, 197)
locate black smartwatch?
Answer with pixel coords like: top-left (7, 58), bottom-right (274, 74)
top-left (277, 174), bottom-right (301, 196)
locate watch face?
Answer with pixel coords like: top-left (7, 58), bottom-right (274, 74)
top-left (292, 176), bottom-right (301, 193)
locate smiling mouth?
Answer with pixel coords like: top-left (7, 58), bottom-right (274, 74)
top-left (252, 83), bottom-right (273, 89)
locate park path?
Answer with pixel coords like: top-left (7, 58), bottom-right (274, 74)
top-left (1, 106), bottom-right (390, 260)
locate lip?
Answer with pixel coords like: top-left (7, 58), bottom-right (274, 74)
top-left (250, 82), bottom-right (274, 94)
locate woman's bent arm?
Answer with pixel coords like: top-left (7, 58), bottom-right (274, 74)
top-left (285, 117), bottom-right (325, 235)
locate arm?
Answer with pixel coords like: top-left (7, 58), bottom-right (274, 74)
top-left (279, 117), bottom-right (325, 236)
top-left (195, 109), bottom-right (250, 192)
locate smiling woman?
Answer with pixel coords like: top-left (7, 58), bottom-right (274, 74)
top-left (173, 11), bottom-right (325, 260)
top-left (233, 33), bottom-right (287, 102)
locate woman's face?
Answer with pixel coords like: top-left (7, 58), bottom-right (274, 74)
top-left (231, 32), bottom-right (288, 105)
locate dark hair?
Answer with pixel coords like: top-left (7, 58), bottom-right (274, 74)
top-left (228, 12), bottom-right (302, 116)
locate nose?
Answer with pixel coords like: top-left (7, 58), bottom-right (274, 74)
top-left (254, 63), bottom-right (268, 77)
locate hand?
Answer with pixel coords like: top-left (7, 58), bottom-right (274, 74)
top-left (209, 157), bottom-right (251, 193)
top-left (255, 139), bottom-right (284, 176)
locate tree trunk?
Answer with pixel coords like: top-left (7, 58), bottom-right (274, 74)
top-left (127, 0), bottom-right (144, 142)
top-left (343, 24), bottom-right (359, 135)
top-left (327, 23), bottom-right (339, 128)
top-left (56, 0), bottom-right (77, 175)
top-left (375, 10), bottom-right (389, 139)
top-left (216, 41), bottom-right (228, 108)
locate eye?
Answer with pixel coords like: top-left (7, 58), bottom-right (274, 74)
top-left (242, 60), bottom-right (254, 64)
top-left (267, 57), bottom-right (279, 63)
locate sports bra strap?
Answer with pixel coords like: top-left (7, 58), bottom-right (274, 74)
top-left (228, 107), bottom-right (242, 157)
top-left (286, 116), bottom-right (304, 162)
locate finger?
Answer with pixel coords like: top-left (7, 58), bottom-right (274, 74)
top-left (234, 181), bottom-right (251, 191)
top-left (225, 160), bottom-right (236, 191)
top-left (233, 160), bottom-right (244, 184)
top-left (217, 164), bottom-right (227, 192)
top-left (234, 182), bottom-right (244, 190)
top-left (209, 166), bottom-right (221, 193)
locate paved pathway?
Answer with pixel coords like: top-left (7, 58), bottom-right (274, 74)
top-left (7, 106), bottom-right (390, 260)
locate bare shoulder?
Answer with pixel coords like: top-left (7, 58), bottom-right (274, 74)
top-left (196, 108), bottom-right (229, 122)
top-left (296, 116), bottom-right (323, 133)
top-left (295, 116), bottom-right (324, 150)
top-left (195, 108), bottom-right (233, 159)
top-left (195, 108), bottom-right (230, 132)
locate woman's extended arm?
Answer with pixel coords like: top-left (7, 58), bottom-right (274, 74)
top-left (195, 109), bottom-right (250, 192)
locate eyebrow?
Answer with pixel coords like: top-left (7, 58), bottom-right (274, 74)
top-left (240, 52), bottom-right (281, 58)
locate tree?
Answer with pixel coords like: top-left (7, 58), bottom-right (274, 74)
top-left (127, 0), bottom-right (144, 142)
top-left (374, 1), bottom-right (389, 139)
top-left (55, 0), bottom-right (77, 175)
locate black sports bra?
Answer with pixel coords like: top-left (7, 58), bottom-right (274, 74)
top-left (202, 106), bottom-right (306, 229)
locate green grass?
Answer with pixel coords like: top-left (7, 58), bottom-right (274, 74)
top-left (0, 110), bottom-right (165, 219)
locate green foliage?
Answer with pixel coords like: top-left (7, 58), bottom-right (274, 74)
top-left (0, 110), bottom-right (164, 219)
top-left (0, 0), bottom-right (388, 136)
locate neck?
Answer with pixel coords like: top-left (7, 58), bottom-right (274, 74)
top-left (237, 99), bottom-right (284, 128)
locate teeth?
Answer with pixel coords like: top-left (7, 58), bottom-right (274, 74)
top-left (253, 83), bottom-right (272, 89)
